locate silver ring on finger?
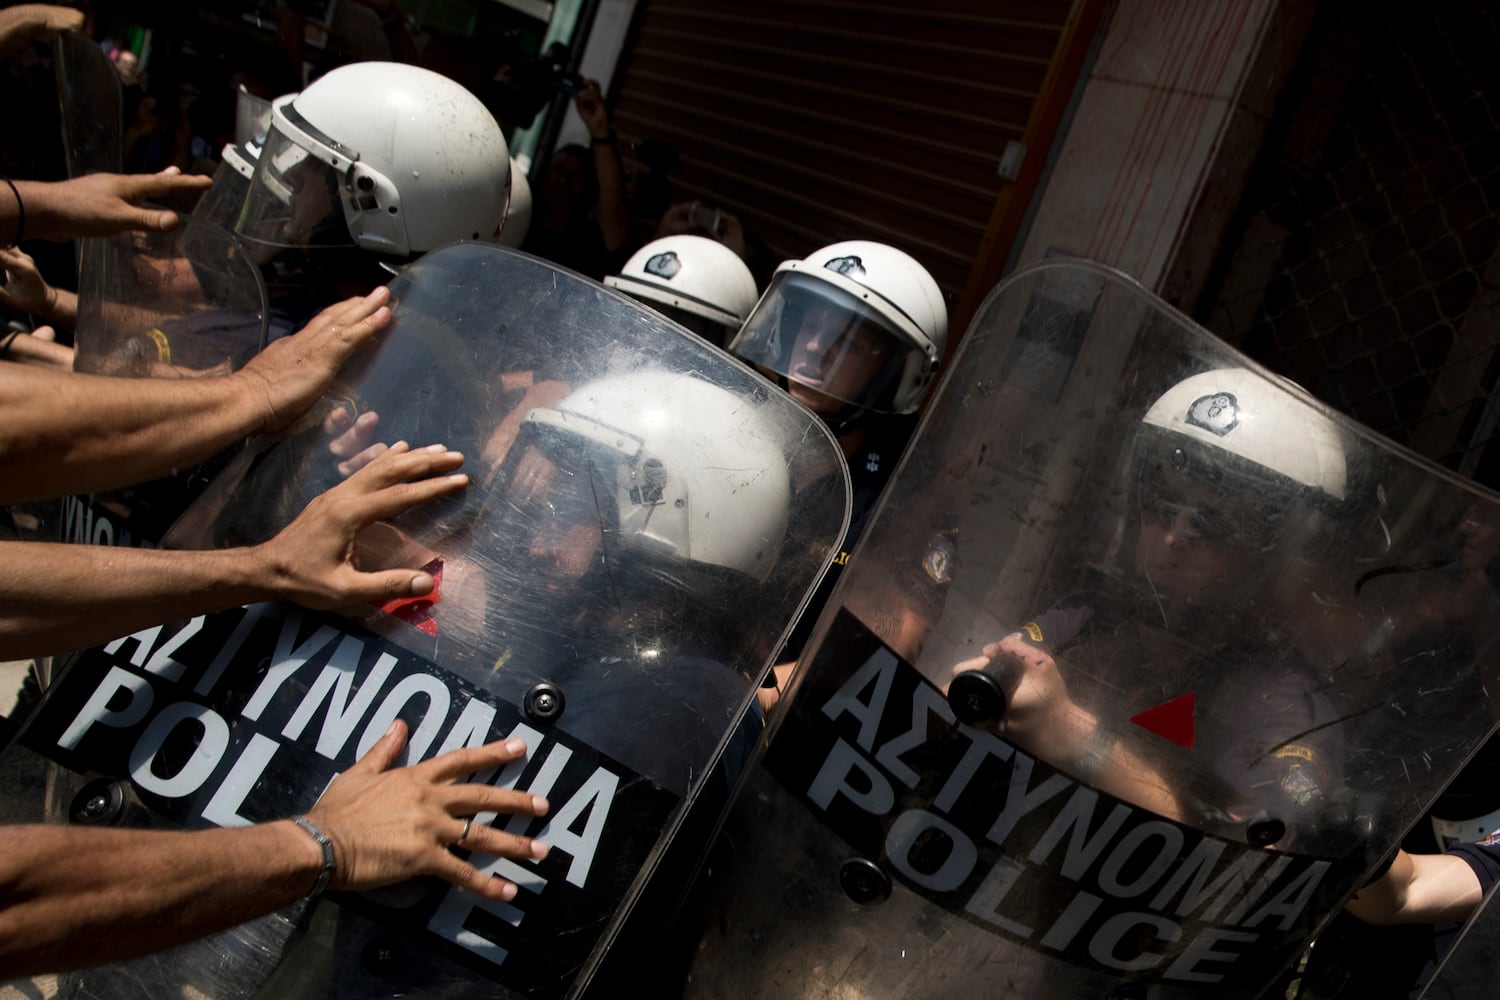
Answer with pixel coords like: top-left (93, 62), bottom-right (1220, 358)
top-left (455, 816), bottom-right (473, 846)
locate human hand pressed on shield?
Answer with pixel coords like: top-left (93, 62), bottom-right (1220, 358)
top-left (307, 719), bottom-right (550, 901)
top-left (324, 406), bottom-right (386, 477)
top-left (20, 169), bottom-right (214, 241)
top-left (0, 246), bottom-right (62, 317)
top-left (234, 287), bottom-right (393, 435)
top-left (252, 441), bottom-right (467, 610)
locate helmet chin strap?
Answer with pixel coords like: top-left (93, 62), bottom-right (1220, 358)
top-left (796, 363), bottom-right (908, 440)
top-left (825, 400), bottom-right (874, 439)
top-left (779, 372), bottom-right (870, 438)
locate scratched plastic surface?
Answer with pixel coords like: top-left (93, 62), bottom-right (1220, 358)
top-left (1412, 867), bottom-right (1500, 996)
top-left (0, 243), bottom-right (849, 1000)
top-left (54, 29), bottom-right (122, 178)
top-left (679, 258), bottom-right (1500, 1000)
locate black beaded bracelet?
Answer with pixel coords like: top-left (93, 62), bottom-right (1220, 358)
top-left (2, 177), bottom-right (23, 249)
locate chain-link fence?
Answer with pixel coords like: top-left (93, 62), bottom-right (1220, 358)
top-left (1201, 0), bottom-right (1500, 488)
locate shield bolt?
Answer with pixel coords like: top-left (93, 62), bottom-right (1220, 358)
top-left (70, 779), bottom-right (127, 825)
top-left (1246, 818), bottom-right (1286, 847)
top-left (524, 682), bottom-right (566, 722)
top-left (839, 858), bottom-right (892, 905)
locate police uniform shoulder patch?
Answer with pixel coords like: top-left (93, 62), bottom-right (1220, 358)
top-left (1185, 391), bottom-right (1239, 437)
top-left (1272, 743), bottom-right (1327, 807)
top-left (921, 529), bottom-right (957, 584)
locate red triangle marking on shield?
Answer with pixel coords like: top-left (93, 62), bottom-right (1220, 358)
top-left (1130, 692), bottom-right (1196, 748)
top-left (376, 557), bottom-right (444, 636)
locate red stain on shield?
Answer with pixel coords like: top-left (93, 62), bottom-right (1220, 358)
top-left (1130, 691), bottom-right (1196, 748)
top-left (375, 558), bottom-right (443, 636)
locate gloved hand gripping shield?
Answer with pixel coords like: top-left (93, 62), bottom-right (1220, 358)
top-left (0, 243), bottom-right (849, 1000)
top-left (679, 259), bottom-right (1500, 999)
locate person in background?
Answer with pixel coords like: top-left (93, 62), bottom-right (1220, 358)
top-left (522, 79), bottom-right (629, 280)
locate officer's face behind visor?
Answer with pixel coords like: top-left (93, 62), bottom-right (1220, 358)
top-left (1130, 435), bottom-right (1316, 617)
top-left (732, 272), bottom-right (913, 418)
top-left (489, 429), bottom-right (619, 596)
top-left (235, 126), bottom-right (351, 255)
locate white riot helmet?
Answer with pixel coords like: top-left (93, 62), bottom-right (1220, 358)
top-left (518, 371), bottom-right (791, 582)
top-left (729, 240), bottom-right (947, 416)
top-left (1127, 367), bottom-right (1348, 584)
top-left (498, 158), bottom-right (532, 249)
top-left (605, 235), bottom-right (758, 346)
top-left (1142, 368), bottom-right (1347, 502)
top-left (236, 62), bottom-right (510, 260)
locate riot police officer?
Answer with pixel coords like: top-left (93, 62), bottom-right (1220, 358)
top-left (728, 239), bottom-right (948, 695)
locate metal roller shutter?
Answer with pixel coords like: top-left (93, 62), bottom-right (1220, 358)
top-left (609, 0), bottom-right (1070, 303)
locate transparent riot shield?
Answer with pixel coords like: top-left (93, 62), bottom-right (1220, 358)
top-left (59, 220), bottom-right (270, 551)
top-left (1418, 881), bottom-right (1500, 998)
top-left (178, 153), bottom-right (257, 264)
top-left (72, 222), bottom-right (269, 378)
top-left (180, 84), bottom-right (276, 267)
top-left (235, 86), bottom-right (274, 147)
top-left (51, 28), bottom-right (123, 382)
top-left (678, 258), bottom-right (1500, 999)
top-left (0, 242), bottom-right (850, 999)
top-left (53, 30), bottom-right (122, 177)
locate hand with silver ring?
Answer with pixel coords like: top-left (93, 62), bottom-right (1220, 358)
top-left (305, 719), bottom-right (551, 902)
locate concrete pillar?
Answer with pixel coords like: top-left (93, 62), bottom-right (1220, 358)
top-left (1014, 0), bottom-right (1317, 309)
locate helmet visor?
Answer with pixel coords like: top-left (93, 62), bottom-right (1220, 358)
top-left (484, 428), bottom-right (620, 597)
top-left (730, 271), bottom-right (918, 415)
top-left (236, 124), bottom-right (351, 251)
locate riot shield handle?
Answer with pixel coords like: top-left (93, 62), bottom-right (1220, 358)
top-left (947, 669), bottom-right (1007, 725)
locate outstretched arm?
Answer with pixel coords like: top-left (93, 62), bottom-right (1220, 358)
top-left (0, 720), bottom-right (551, 978)
top-left (0, 288), bottom-right (393, 504)
top-left (0, 246), bottom-right (77, 329)
top-left (4, 170), bottom-right (213, 245)
top-left (0, 327), bottom-right (74, 370)
top-left (0, 4), bottom-right (83, 61)
top-left (1345, 849), bottom-right (1484, 926)
top-left (573, 81), bottom-right (628, 254)
top-left (0, 441), bottom-right (467, 659)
